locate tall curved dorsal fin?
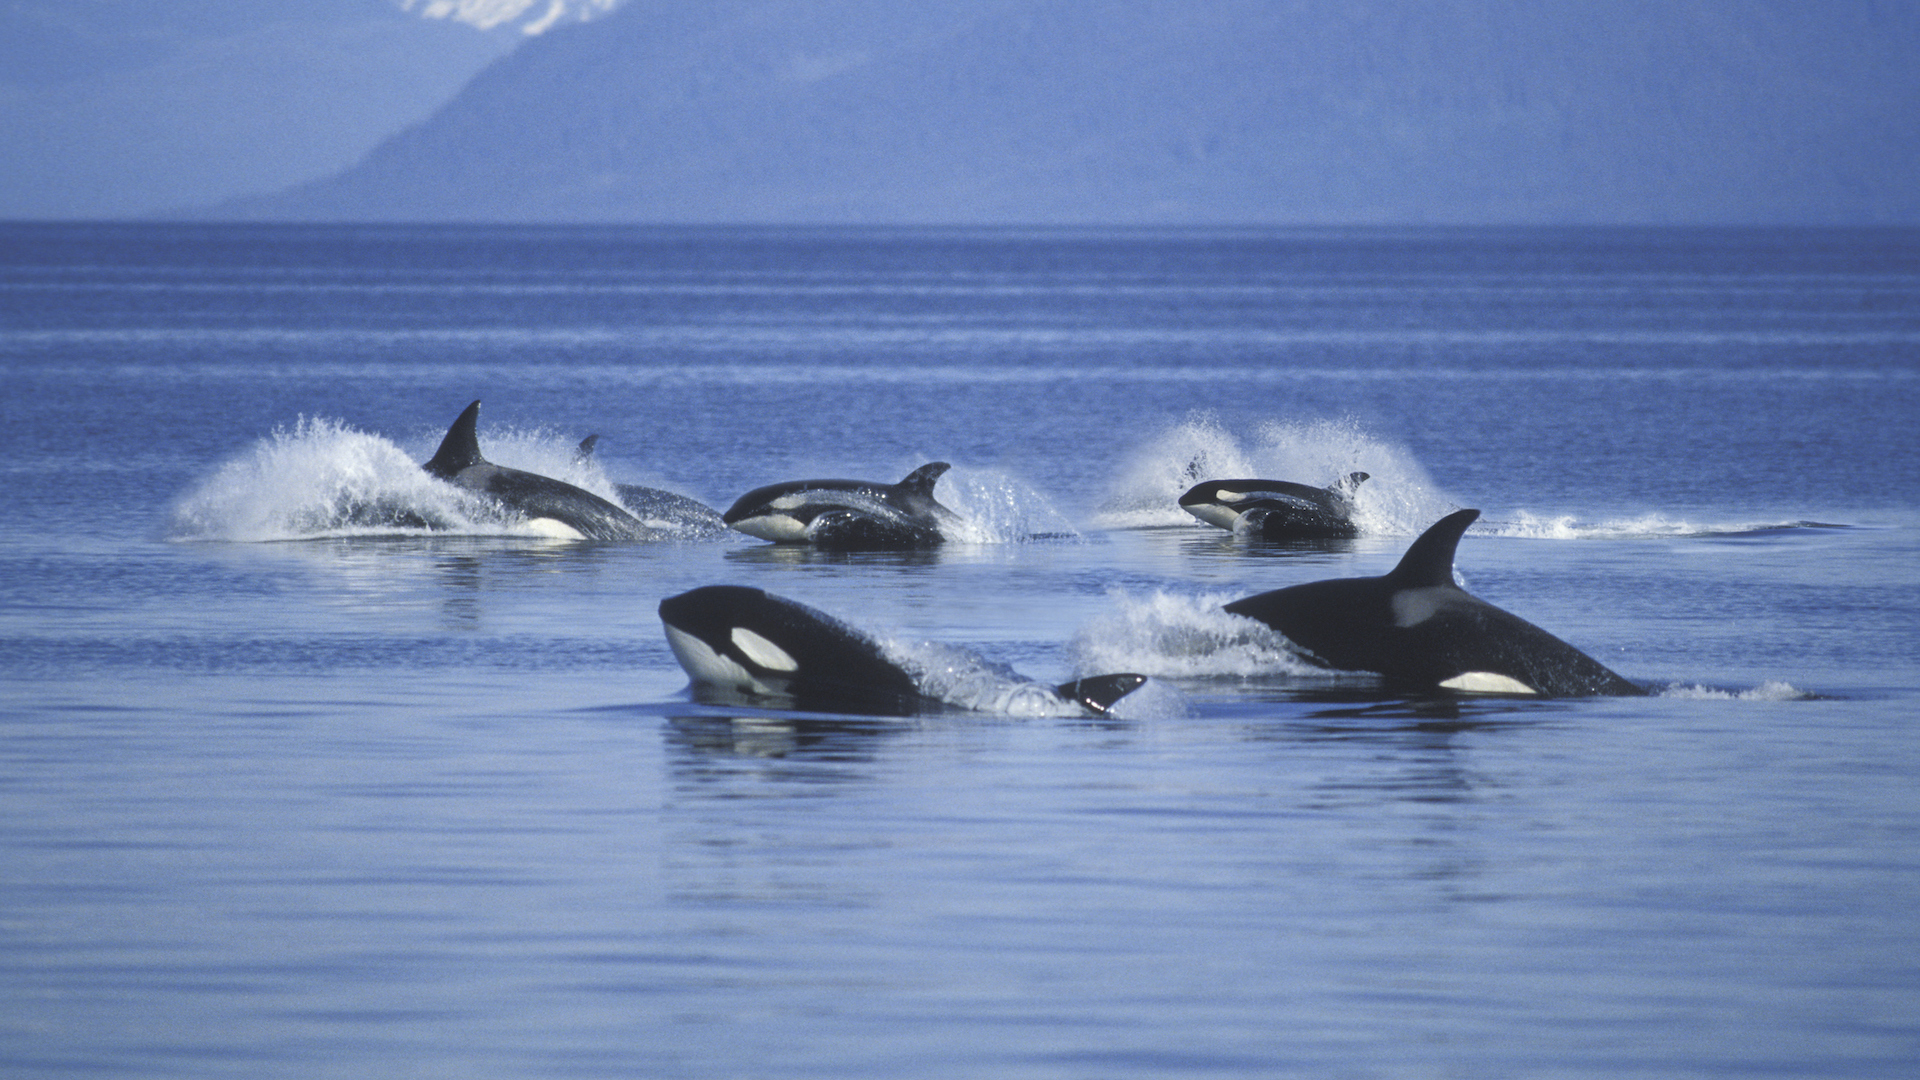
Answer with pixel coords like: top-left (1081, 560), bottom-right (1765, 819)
top-left (423, 400), bottom-right (487, 477)
top-left (1385, 508), bottom-right (1481, 588)
top-left (897, 462), bottom-right (951, 497)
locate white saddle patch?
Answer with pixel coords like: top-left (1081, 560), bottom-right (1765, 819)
top-left (1439, 671), bottom-right (1539, 695)
top-left (1391, 587), bottom-right (1451, 627)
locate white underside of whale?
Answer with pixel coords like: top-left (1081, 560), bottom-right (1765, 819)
top-left (728, 512), bottom-right (810, 542)
top-left (523, 517), bottom-right (586, 540)
top-left (1439, 671), bottom-right (1539, 695)
top-left (1184, 503), bottom-right (1242, 530)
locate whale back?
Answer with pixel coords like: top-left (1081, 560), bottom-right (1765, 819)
top-left (1224, 508), bottom-right (1643, 696)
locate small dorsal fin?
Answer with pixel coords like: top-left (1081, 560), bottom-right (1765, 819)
top-left (897, 462), bottom-right (951, 497)
top-left (423, 400), bottom-right (487, 477)
top-left (575, 434), bottom-right (599, 463)
top-left (1385, 508), bottom-right (1480, 588)
top-left (1342, 471), bottom-right (1370, 491)
top-left (1056, 673), bottom-right (1148, 715)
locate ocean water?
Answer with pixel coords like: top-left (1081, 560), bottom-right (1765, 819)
top-left (2, 222), bottom-right (1917, 1078)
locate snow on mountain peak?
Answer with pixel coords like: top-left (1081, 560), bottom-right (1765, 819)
top-left (399, 0), bottom-right (619, 36)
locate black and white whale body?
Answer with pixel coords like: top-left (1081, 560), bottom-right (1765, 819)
top-left (1223, 508), bottom-right (1644, 696)
top-left (573, 435), bottom-right (729, 538)
top-left (1180, 472), bottom-right (1369, 539)
top-left (659, 585), bottom-right (1150, 717)
top-left (722, 463), bottom-right (961, 549)
top-left (421, 401), bottom-right (658, 541)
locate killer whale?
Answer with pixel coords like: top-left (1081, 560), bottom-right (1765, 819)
top-left (421, 401), bottom-right (658, 541)
top-left (1180, 472), bottom-right (1369, 539)
top-left (573, 435), bottom-right (729, 538)
top-left (659, 585), bottom-right (1150, 717)
top-left (1223, 508), bottom-right (1644, 696)
top-left (722, 463), bottom-right (961, 549)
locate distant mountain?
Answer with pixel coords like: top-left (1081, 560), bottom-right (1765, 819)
top-left (213, 0), bottom-right (1920, 225)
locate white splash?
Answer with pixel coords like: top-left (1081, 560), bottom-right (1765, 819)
top-left (1068, 589), bottom-right (1321, 680)
top-left (1484, 511), bottom-right (1847, 540)
top-left (167, 416), bottom-right (617, 542)
top-left (1656, 680), bottom-right (1815, 701)
top-left (890, 641), bottom-right (1090, 717)
top-left (1092, 411), bottom-right (1454, 533)
top-left (399, 0), bottom-right (620, 35)
top-left (170, 418), bottom-right (461, 541)
top-left (874, 638), bottom-right (1187, 719)
top-left (939, 467), bottom-right (1082, 544)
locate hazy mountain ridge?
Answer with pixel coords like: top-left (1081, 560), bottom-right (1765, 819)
top-left (0, 2), bottom-right (517, 219)
top-left (215, 0), bottom-right (1920, 224)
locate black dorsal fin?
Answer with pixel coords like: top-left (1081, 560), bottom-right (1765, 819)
top-left (1385, 509), bottom-right (1480, 588)
top-left (575, 434), bottom-right (599, 463)
top-left (897, 462), bottom-right (951, 497)
top-left (1056, 673), bottom-right (1148, 715)
top-left (423, 400), bottom-right (487, 477)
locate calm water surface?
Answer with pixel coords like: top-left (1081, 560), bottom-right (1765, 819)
top-left (2, 224), bottom-right (1918, 1078)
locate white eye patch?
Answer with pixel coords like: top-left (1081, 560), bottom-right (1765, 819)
top-left (731, 627), bottom-right (799, 672)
